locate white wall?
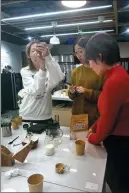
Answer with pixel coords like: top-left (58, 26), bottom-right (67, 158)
top-left (1, 41), bottom-right (22, 72)
top-left (118, 42), bottom-right (129, 58)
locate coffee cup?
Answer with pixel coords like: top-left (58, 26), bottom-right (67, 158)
top-left (27, 174), bottom-right (44, 192)
top-left (75, 140), bottom-right (85, 156)
top-left (11, 121), bottom-right (18, 130)
top-left (55, 163), bottom-right (65, 174)
top-left (55, 163), bottom-right (70, 174)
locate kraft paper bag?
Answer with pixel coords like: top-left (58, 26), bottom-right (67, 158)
top-left (70, 114), bottom-right (88, 132)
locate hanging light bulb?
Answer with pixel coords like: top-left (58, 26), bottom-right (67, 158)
top-left (28, 36), bottom-right (32, 41)
top-left (62, 1), bottom-right (87, 8)
top-left (98, 16), bottom-right (105, 22)
top-left (49, 21), bottom-right (60, 44)
top-left (50, 35), bottom-right (60, 44)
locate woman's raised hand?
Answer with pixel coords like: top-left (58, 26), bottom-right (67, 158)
top-left (36, 42), bottom-right (49, 59)
top-left (32, 42), bottom-right (49, 71)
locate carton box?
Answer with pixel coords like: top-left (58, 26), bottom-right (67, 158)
top-left (52, 107), bottom-right (72, 127)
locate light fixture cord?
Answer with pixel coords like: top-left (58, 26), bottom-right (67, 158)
top-left (54, 26), bottom-right (56, 35)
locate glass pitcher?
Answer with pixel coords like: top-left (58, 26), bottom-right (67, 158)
top-left (45, 128), bottom-right (63, 147)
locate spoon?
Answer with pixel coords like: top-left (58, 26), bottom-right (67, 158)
top-left (8, 136), bottom-right (19, 145)
top-left (13, 143), bottom-right (22, 147)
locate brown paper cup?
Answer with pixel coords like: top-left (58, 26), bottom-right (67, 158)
top-left (75, 140), bottom-right (85, 156)
top-left (28, 174), bottom-right (44, 192)
top-left (11, 121), bottom-right (18, 130)
top-left (55, 163), bottom-right (65, 174)
top-left (17, 116), bottom-right (22, 125)
top-left (15, 116), bottom-right (22, 126)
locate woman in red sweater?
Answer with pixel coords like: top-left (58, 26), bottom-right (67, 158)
top-left (86, 33), bottom-right (129, 193)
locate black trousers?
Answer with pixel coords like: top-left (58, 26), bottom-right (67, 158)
top-left (103, 135), bottom-right (129, 193)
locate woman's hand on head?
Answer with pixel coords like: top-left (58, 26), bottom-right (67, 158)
top-left (37, 43), bottom-right (49, 71)
top-left (36, 42), bottom-right (49, 59)
top-left (33, 51), bottom-right (46, 71)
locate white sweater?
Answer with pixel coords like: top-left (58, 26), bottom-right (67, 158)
top-left (19, 54), bottom-right (65, 120)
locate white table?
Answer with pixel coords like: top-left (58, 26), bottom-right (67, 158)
top-left (1, 172), bottom-right (83, 192)
top-left (52, 90), bottom-right (72, 101)
top-left (1, 126), bottom-right (107, 192)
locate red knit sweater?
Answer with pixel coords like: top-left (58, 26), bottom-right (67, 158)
top-left (88, 65), bottom-right (129, 145)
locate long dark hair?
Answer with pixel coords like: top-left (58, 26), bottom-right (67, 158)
top-left (74, 36), bottom-right (90, 64)
top-left (26, 40), bottom-right (40, 70)
top-left (73, 36), bottom-right (90, 51)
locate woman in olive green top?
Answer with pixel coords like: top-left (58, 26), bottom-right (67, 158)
top-left (69, 37), bottom-right (105, 127)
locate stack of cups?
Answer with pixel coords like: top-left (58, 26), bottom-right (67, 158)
top-left (27, 174), bottom-right (44, 192)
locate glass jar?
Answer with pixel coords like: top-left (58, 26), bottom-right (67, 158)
top-left (44, 134), bottom-right (54, 146)
top-left (44, 135), bottom-right (55, 156)
top-left (46, 128), bottom-right (63, 147)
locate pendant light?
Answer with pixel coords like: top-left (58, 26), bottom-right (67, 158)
top-left (49, 22), bottom-right (60, 44)
top-left (62, 1), bottom-right (87, 8)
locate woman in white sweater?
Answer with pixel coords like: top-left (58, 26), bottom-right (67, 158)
top-left (19, 40), bottom-right (64, 123)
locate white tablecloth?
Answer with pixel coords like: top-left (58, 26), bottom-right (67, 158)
top-left (1, 126), bottom-right (107, 192)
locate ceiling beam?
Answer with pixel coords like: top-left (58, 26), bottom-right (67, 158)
top-left (1, 11), bottom-right (10, 19)
top-left (2, 20), bottom-right (38, 39)
top-left (1, 31), bottom-right (26, 45)
top-left (1, 30), bottom-right (25, 40)
top-left (113, 0), bottom-right (118, 35)
top-left (2, 11), bottom-right (114, 25)
top-left (118, 8), bottom-right (129, 13)
top-left (118, 22), bottom-right (129, 27)
top-left (42, 12), bottom-right (114, 26)
top-left (14, 23), bottom-right (115, 35)
top-left (1, 1), bottom-right (27, 6)
top-left (8, 17), bottom-right (114, 30)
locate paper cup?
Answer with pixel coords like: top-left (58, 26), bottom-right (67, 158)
top-left (17, 116), bottom-right (22, 125)
top-left (15, 116), bottom-right (22, 125)
top-left (75, 140), bottom-right (85, 156)
top-left (55, 163), bottom-right (65, 174)
top-left (28, 174), bottom-right (44, 192)
top-left (11, 121), bottom-right (18, 130)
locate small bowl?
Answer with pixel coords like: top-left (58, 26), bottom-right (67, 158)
top-left (22, 136), bottom-right (39, 150)
top-left (55, 163), bottom-right (65, 174)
